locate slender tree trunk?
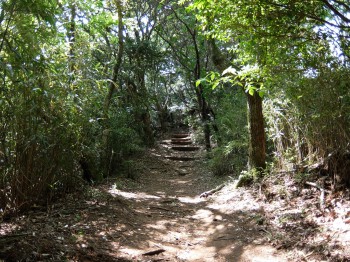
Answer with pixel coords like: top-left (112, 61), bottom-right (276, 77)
top-left (66, 1), bottom-right (77, 91)
top-left (246, 91), bottom-right (266, 170)
top-left (193, 34), bottom-right (211, 150)
top-left (103, 0), bottom-right (124, 176)
top-left (0, 1), bottom-right (16, 54)
top-left (195, 85), bottom-right (211, 150)
top-left (68, 3), bottom-right (76, 74)
top-left (104, 0), bottom-right (124, 114)
top-left (138, 70), bottom-right (154, 146)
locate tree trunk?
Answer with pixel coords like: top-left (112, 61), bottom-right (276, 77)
top-left (246, 91), bottom-right (266, 170)
top-left (141, 109), bottom-right (154, 146)
top-left (66, 2), bottom-right (77, 91)
top-left (194, 84), bottom-right (211, 150)
top-left (103, 0), bottom-right (124, 177)
top-left (193, 37), bottom-right (211, 150)
top-left (201, 93), bottom-right (211, 150)
top-left (104, 0), bottom-right (124, 114)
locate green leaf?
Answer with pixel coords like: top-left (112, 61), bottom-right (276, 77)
top-left (258, 90), bottom-right (265, 98)
top-left (196, 79), bottom-right (202, 87)
top-left (317, 46), bottom-right (324, 52)
top-left (210, 72), bottom-right (216, 81)
top-left (212, 81), bottom-right (220, 89)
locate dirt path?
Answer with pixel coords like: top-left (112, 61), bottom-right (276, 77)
top-left (0, 132), bottom-right (288, 261)
top-left (3, 132), bottom-right (350, 261)
top-left (106, 132), bottom-right (288, 262)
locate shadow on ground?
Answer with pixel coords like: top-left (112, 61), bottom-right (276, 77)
top-left (1, 139), bottom-right (334, 261)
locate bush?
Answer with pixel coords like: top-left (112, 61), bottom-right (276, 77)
top-left (264, 66), bottom-right (350, 184)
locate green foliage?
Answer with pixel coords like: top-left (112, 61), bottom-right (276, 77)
top-left (263, 63), bottom-right (350, 184)
top-left (198, 65), bottom-right (266, 98)
top-left (108, 109), bottom-right (144, 158)
top-left (190, 0), bottom-right (332, 66)
top-left (119, 160), bottom-right (139, 180)
top-left (235, 171), bottom-right (254, 188)
top-left (235, 167), bottom-right (265, 188)
top-left (2, 0), bottom-right (350, 216)
top-left (0, 0), bottom-right (151, 214)
top-left (207, 89), bottom-right (248, 176)
top-left (209, 147), bottom-right (234, 176)
top-left (190, 0), bottom-right (350, 185)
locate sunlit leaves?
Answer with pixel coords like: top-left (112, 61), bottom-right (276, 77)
top-left (190, 0), bottom-right (336, 71)
top-left (197, 64), bottom-right (266, 98)
top-left (89, 12), bottom-right (119, 34)
top-left (14, 0), bottom-right (59, 26)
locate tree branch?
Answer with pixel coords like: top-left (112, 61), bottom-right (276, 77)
top-left (320, 0), bottom-right (350, 24)
top-left (331, 0), bottom-right (350, 12)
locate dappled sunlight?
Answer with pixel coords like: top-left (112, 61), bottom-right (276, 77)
top-left (145, 219), bottom-right (170, 231)
top-left (109, 188), bottom-right (161, 200)
top-left (176, 246), bottom-right (217, 261)
top-left (178, 196), bottom-right (204, 204)
top-left (0, 223), bottom-right (20, 236)
top-left (155, 191), bottom-right (167, 197)
top-left (1, 0), bottom-right (349, 260)
top-left (118, 247), bottom-right (142, 257)
top-left (5, 132), bottom-right (339, 262)
top-left (100, 138), bottom-right (284, 261)
top-left (190, 208), bottom-right (214, 221)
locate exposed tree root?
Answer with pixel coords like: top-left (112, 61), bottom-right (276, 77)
top-left (142, 249), bottom-right (166, 256)
top-left (199, 184), bottom-right (225, 198)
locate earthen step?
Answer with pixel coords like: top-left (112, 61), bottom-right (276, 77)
top-left (172, 133), bottom-right (190, 138)
top-left (165, 156), bottom-right (196, 161)
top-left (171, 137), bottom-right (191, 141)
top-left (171, 141), bottom-right (192, 145)
top-left (171, 146), bottom-right (200, 151)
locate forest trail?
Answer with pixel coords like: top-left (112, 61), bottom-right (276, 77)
top-left (0, 131), bottom-right (289, 262)
top-left (3, 132), bottom-right (350, 261)
top-left (105, 131), bottom-right (289, 262)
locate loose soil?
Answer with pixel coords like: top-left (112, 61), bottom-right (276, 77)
top-left (1, 132), bottom-right (350, 261)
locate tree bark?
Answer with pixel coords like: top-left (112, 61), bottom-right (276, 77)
top-left (246, 91), bottom-right (266, 170)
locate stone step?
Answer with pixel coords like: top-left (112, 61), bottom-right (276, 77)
top-left (165, 156), bottom-right (196, 161)
top-left (171, 141), bottom-right (192, 145)
top-left (171, 137), bottom-right (191, 141)
top-left (172, 133), bottom-right (190, 139)
top-left (171, 146), bottom-right (200, 152)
